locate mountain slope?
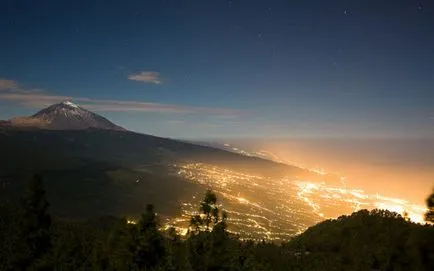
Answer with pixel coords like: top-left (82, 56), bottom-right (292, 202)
top-left (0, 102), bottom-right (324, 239)
top-left (0, 128), bottom-right (316, 221)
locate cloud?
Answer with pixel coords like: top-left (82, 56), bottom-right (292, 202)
top-left (81, 99), bottom-right (240, 115)
top-left (0, 79), bottom-right (19, 91)
top-left (0, 79), bottom-right (44, 94)
top-left (0, 79), bottom-right (241, 116)
top-left (128, 71), bottom-right (163, 84)
top-left (167, 120), bottom-right (185, 125)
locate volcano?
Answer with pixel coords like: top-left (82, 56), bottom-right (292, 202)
top-left (2, 101), bottom-right (125, 131)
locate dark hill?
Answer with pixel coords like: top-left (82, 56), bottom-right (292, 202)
top-left (288, 209), bottom-right (434, 270)
top-left (0, 128), bottom-right (313, 219)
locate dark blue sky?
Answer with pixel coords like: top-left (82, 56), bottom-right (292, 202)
top-left (1, 0), bottom-right (433, 139)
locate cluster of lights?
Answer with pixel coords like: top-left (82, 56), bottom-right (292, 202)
top-left (164, 163), bottom-right (429, 241)
top-left (167, 163), bottom-right (322, 241)
top-left (295, 180), bottom-right (427, 224)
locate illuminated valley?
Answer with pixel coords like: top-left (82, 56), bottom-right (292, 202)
top-left (163, 162), bottom-right (428, 241)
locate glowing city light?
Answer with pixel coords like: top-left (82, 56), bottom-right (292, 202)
top-left (165, 163), bottom-right (428, 241)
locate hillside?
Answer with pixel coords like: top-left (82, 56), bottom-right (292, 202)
top-left (287, 209), bottom-right (434, 270)
top-left (0, 127), bottom-right (311, 218)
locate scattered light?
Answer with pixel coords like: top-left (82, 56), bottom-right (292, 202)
top-left (237, 197), bottom-right (249, 204)
top-left (165, 163), bottom-right (428, 241)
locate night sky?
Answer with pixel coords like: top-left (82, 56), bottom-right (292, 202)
top-left (0, 0), bottom-right (433, 139)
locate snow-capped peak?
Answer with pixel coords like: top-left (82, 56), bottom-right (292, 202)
top-left (27, 102), bottom-right (126, 131)
top-left (61, 101), bottom-right (79, 109)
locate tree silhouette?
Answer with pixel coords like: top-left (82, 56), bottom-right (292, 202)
top-left (0, 203), bottom-right (22, 269)
top-left (19, 174), bottom-right (52, 269)
top-left (186, 190), bottom-right (233, 270)
top-left (403, 210), bottom-right (410, 222)
top-left (425, 188), bottom-right (434, 223)
top-left (163, 227), bottom-right (183, 271)
top-left (190, 214), bottom-right (202, 234)
top-left (134, 204), bottom-right (165, 270)
top-left (200, 190), bottom-right (219, 231)
top-left (189, 190), bottom-right (222, 233)
top-left (106, 218), bottom-right (136, 271)
top-left (3, 184), bottom-right (434, 270)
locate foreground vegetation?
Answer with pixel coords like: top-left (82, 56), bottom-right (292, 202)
top-left (1, 176), bottom-right (433, 270)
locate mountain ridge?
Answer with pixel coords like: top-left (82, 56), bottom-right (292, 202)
top-left (0, 102), bottom-right (318, 179)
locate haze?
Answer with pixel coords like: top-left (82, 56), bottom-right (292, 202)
top-left (223, 138), bottom-right (434, 206)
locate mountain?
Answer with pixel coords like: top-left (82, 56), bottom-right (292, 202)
top-left (0, 102), bottom-right (325, 240)
top-left (2, 101), bottom-right (125, 131)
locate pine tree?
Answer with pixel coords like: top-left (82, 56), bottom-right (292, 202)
top-left (134, 204), bottom-right (166, 270)
top-left (189, 215), bottom-right (202, 234)
top-left (200, 190), bottom-right (219, 231)
top-left (163, 227), bottom-right (183, 271)
top-left (425, 189), bottom-right (434, 223)
top-left (19, 174), bottom-right (52, 269)
top-left (186, 190), bottom-right (232, 271)
top-left (0, 202), bottom-right (22, 270)
top-left (106, 219), bottom-right (136, 270)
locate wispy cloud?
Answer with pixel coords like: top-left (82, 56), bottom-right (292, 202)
top-left (128, 71), bottom-right (163, 84)
top-left (0, 79), bottom-right (240, 116)
top-left (0, 79), bottom-right (19, 91)
top-left (167, 120), bottom-right (185, 125)
top-left (0, 78), bottom-right (43, 94)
